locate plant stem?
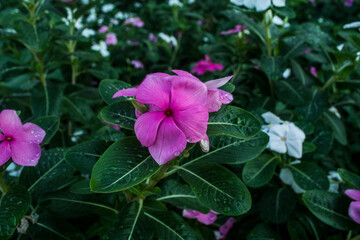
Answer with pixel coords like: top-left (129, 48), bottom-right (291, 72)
top-left (68, 9), bottom-right (78, 85)
top-left (0, 161), bottom-right (12, 194)
top-left (169, 32), bottom-right (183, 70)
top-left (321, 75), bottom-right (337, 90)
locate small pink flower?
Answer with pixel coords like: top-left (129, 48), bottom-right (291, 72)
top-left (0, 110), bottom-right (46, 166)
top-left (344, 0), bottom-right (354, 7)
top-left (303, 49), bottom-right (312, 54)
top-left (214, 217), bottom-right (236, 240)
top-left (126, 40), bottom-right (140, 46)
top-left (197, 20), bottom-right (203, 25)
top-left (105, 33), bottom-right (118, 45)
top-left (183, 209), bottom-right (218, 225)
top-left (112, 71), bottom-right (210, 164)
top-left (110, 19), bottom-right (119, 25)
top-left (124, 17), bottom-right (144, 28)
top-left (191, 55), bottom-right (224, 75)
top-left (148, 33), bottom-right (158, 43)
top-left (102, 121), bottom-right (120, 131)
top-left (98, 25), bottom-right (109, 34)
top-left (310, 66), bottom-right (318, 77)
top-left (220, 25), bottom-right (246, 35)
top-left (253, 65), bottom-right (260, 70)
top-left (131, 60), bottom-right (144, 69)
top-left (345, 189), bottom-right (360, 224)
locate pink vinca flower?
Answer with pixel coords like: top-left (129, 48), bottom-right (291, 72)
top-left (131, 60), bottom-right (144, 69)
top-left (310, 66), bottom-right (318, 77)
top-left (344, 0), bottom-right (354, 7)
top-left (124, 17), bottom-right (144, 28)
top-left (183, 209), bottom-right (218, 225)
top-left (105, 33), bottom-right (118, 45)
top-left (214, 217), bottom-right (236, 240)
top-left (112, 71), bottom-right (209, 165)
top-left (0, 110), bottom-right (46, 166)
top-left (102, 121), bottom-right (120, 131)
top-left (148, 33), bottom-right (158, 43)
top-left (192, 55), bottom-right (224, 75)
top-left (220, 25), bottom-right (246, 35)
top-left (204, 75), bottom-right (234, 112)
top-left (98, 25), bottom-right (109, 34)
top-left (345, 189), bottom-right (360, 224)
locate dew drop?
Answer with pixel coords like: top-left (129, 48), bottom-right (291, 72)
top-left (174, 151), bottom-right (180, 156)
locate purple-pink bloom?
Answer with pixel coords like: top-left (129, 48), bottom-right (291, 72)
top-left (98, 25), bottom-right (109, 34)
top-left (182, 209), bottom-right (218, 225)
top-left (191, 55), bottom-right (224, 75)
top-left (149, 33), bottom-right (158, 43)
top-left (102, 121), bottom-right (120, 131)
top-left (344, 0), bottom-right (354, 7)
top-left (0, 110), bottom-right (45, 166)
top-left (124, 17), bottom-right (144, 28)
top-left (303, 49), bottom-right (312, 54)
top-left (105, 33), bottom-right (118, 46)
top-left (220, 25), bottom-right (246, 35)
top-left (131, 60), bottom-right (144, 69)
top-left (345, 189), bottom-right (360, 224)
top-left (310, 66), bottom-right (318, 77)
top-left (214, 217), bottom-right (236, 240)
top-left (112, 71), bottom-right (209, 165)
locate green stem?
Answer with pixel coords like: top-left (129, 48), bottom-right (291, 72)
top-left (0, 161), bottom-right (11, 194)
top-left (321, 75), bottom-right (337, 90)
top-left (169, 32), bottom-right (183, 69)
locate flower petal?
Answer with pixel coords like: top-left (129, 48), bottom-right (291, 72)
top-left (173, 105), bottom-right (208, 143)
top-left (286, 139), bottom-right (303, 158)
top-left (287, 123), bottom-right (306, 142)
top-left (172, 70), bottom-right (199, 80)
top-left (10, 141), bottom-right (41, 166)
top-left (197, 212), bottom-right (218, 225)
top-left (135, 112), bottom-right (166, 147)
top-left (207, 90), bottom-right (222, 113)
top-left (182, 209), bottom-right (200, 219)
top-left (272, 0), bottom-right (286, 7)
top-left (170, 76), bottom-right (208, 111)
top-left (345, 190), bottom-right (360, 201)
top-left (136, 73), bottom-right (172, 110)
top-left (112, 87), bottom-right (138, 98)
top-left (149, 117), bottom-right (186, 165)
top-left (0, 110), bottom-right (22, 136)
top-left (218, 89), bottom-right (233, 104)
top-left (16, 123), bottom-right (46, 145)
top-left (349, 201), bottom-right (360, 224)
top-left (0, 141), bottom-right (11, 166)
top-left (205, 76), bottom-right (233, 89)
top-left (219, 217), bottom-right (236, 239)
top-left (261, 112), bottom-right (283, 125)
top-left (268, 134), bottom-right (287, 153)
top-left (280, 168), bottom-right (294, 185)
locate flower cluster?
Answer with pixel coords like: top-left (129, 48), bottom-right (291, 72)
top-left (113, 70), bottom-right (233, 164)
top-left (0, 110), bottom-right (45, 166)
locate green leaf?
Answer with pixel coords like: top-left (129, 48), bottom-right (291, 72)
top-left (303, 190), bottom-right (357, 230)
top-left (99, 79), bottom-right (132, 104)
top-left (178, 162), bottom-right (251, 216)
top-left (31, 115), bottom-right (60, 144)
top-left (337, 168), bottom-right (360, 189)
top-left (31, 82), bottom-right (64, 117)
top-left (207, 106), bottom-right (261, 139)
top-left (98, 101), bottom-right (136, 130)
top-left (272, 6), bottom-right (296, 19)
top-left (182, 132), bottom-right (269, 165)
top-left (144, 210), bottom-right (202, 240)
top-left (0, 185), bottom-right (31, 240)
top-left (291, 59), bottom-right (312, 86)
top-left (157, 179), bottom-right (209, 213)
top-left (287, 220), bottom-right (309, 240)
top-left (289, 162), bottom-right (329, 191)
top-left (275, 80), bottom-right (310, 106)
top-left (298, 89), bottom-right (328, 122)
top-left (247, 223), bottom-right (281, 240)
top-left (63, 96), bottom-right (95, 123)
top-left (242, 154), bottom-right (278, 188)
top-left (90, 137), bottom-right (160, 193)
top-left (104, 201), bottom-right (152, 240)
top-left (303, 142), bottom-right (317, 154)
top-left (70, 180), bottom-right (92, 195)
top-left (260, 187), bottom-right (296, 224)
top-left (260, 56), bottom-right (286, 82)
top-left (95, 126), bottom-right (126, 141)
top-left (65, 140), bottom-right (112, 175)
top-left (323, 112), bottom-right (347, 145)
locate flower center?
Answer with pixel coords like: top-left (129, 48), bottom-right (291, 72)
top-left (281, 137), bottom-right (286, 141)
top-left (164, 109), bottom-right (173, 117)
top-left (5, 136), bottom-right (12, 141)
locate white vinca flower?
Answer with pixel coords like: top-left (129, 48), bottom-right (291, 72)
top-left (91, 41), bottom-right (109, 57)
top-left (328, 171), bottom-right (343, 193)
top-left (230, 0), bottom-right (285, 12)
top-left (262, 112), bottom-right (306, 158)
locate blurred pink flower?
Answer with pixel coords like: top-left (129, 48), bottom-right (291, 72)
top-left (192, 55), bottom-right (224, 75)
top-left (126, 40), bottom-right (140, 46)
top-left (344, 0), bottom-right (354, 6)
top-left (220, 25), bottom-right (246, 35)
top-left (112, 71), bottom-right (209, 165)
top-left (98, 25), bottom-right (109, 34)
top-left (0, 110), bottom-right (45, 166)
top-left (102, 121), bottom-right (120, 131)
top-left (183, 209), bottom-right (219, 225)
top-left (124, 17), bottom-right (144, 27)
top-left (214, 217), bottom-right (236, 240)
top-left (148, 33), bottom-right (158, 43)
top-left (345, 189), bottom-right (360, 224)
top-left (310, 66), bottom-right (318, 77)
top-left (303, 49), bottom-right (312, 54)
top-left (131, 60), bottom-right (144, 69)
top-left (197, 20), bottom-right (204, 25)
top-left (105, 33), bottom-right (118, 45)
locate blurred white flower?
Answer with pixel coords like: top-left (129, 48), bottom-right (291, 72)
top-left (282, 68), bottom-right (291, 79)
top-left (102, 3), bottom-right (115, 13)
top-left (230, 0), bottom-right (285, 11)
top-left (6, 162), bottom-right (23, 177)
top-left (158, 32), bottom-right (178, 47)
top-left (82, 28), bottom-right (95, 38)
top-left (115, 11), bottom-right (131, 20)
top-left (188, 0), bottom-right (195, 3)
top-left (86, 8), bottom-right (97, 22)
top-left (329, 106), bottom-right (341, 119)
top-left (328, 171), bottom-right (342, 193)
top-left (343, 21), bottom-right (360, 29)
top-left (81, 0), bottom-right (89, 4)
top-left (134, 2), bottom-right (142, 7)
top-left (272, 15), bottom-right (290, 27)
top-left (169, 0), bottom-right (183, 7)
top-left (280, 161), bottom-right (306, 194)
top-left (91, 41), bottom-right (109, 57)
top-left (337, 43), bottom-right (344, 51)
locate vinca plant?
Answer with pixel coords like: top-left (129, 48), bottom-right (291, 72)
top-left (1, 0), bottom-right (360, 239)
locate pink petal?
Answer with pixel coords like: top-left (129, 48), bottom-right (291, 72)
top-left (0, 134), bottom-right (4, 141)
top-left (0, 141), bottom-right (11, 166)
top-left (135, 112), bottom-right (166, 147)
top-left (205, 76), bottom-right (233, 89)
top-left (173, 105), bottom-right (208, 143)
top-left (15, 123), bottom-right (46, 145)
top-left (112, 87), bottom-right (138, 98)
top-left (208, 63), bottom-right (224, 71)
top-left (135, 109), bottom-right (142, 118)
top-left (197, 212), bottom-right (218, 225)
top-left (207, 90), bottom-right (222, 113)
top-left (345, 190), bottom-right (360, 201)
top-left (10, 141), bottom-right (41, 166)
top-left (349, 201), bottom-right (360, 224)
top-left (170, 76), bottom-right (208, 111)
top-left (219, 217), bottom-right (236, 237)
top-left (182, 209), bottom-right (200, 219)
top-left (149, 117), bottom-right (186, 165)
top-left (218, 89), bottom-right (233, 104)
top-left (172, 70), bottom-right (199, 80)
top-left (0, 110), bottom-right (22, 136)
top-left (136, 73), bottom-right (172, 110)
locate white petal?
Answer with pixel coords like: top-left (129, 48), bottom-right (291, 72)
top-left (291, 182), bottom-right (306, 194)
top-left (255, 0), bottom-right (271, 11)
top-left (261, 112), bottom-right (283, 124)
top-left (272, 0), bottom-right (286, 7)
top-left (282, 68), bottom-right (291, 79)
top-left (286, 139), bottom-right (303, 158)
top-left (244, 0), bottom-right (257, 9)
top-left (273, 16), bottom-right (284, 25)
top-left (279, 168), bottom-right (294, 185)
top-left (328, 183), bottom-right (339, 193)
top-left (268, 134), bottom-right (287, 153)
top-left (343, 21), bottom-right (360, 29)
top-left (268, 124), bottom-right (289, 138)
top-left (230, 0), bottom-right (245, 5)
top-left (287, 123), bottom-right (306, 142)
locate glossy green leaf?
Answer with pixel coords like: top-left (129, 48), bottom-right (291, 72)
top-left (275, 80), bottom-right (311, 106)
top-left (298, 89), bottom-right (328, 122)
top-left (247, 223), bottom-right (281, 240)
top-left (323, 112), bottom-right (347, 145)
top-left (90, 137), bottom-right (160, 193)
top-left (287, 220), bottom-right (309, 240)
top-left (31, 115), bottom-right (60, 144)
top-left (289, 162), bottom-right (329, 191)
top-left (337, 168), bottom-right (360, 189)
top-left (260, 56), bottom-right (286, 82)
top-left (98, 101), bottom-right (136, 130)
top-left (70, 180), bottom-right (92, 195)
top-left (99, 79), bottom-right (132, 104)
top-left (178, 162), bottom-right (251, 216)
